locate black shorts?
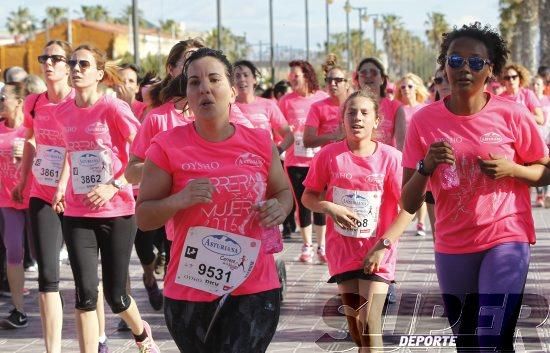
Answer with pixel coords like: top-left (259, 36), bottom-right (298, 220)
top-left (328, 269), bottom-right (392, 285)
top-left (425, 191), bottom-right (435, 205)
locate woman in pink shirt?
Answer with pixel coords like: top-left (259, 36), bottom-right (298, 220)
top-left (499, 63), bottom-right (544, 125)
top-left (0, 82), bottom-right (30, 329)
top-left (354, 57), bottom-right (405, 148)
top-left (136, 48), bottom-right (293, 353)
top-left (302, 89), bottom-right (413, 351)
top-left (51, 44), bottom-right (159, 353)
top-left (401, 23), bottom-right (549, 351)
top-left (532, 75), bottom-right (550, 207)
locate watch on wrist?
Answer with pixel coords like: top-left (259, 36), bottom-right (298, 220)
top-left (416, 159), bottom-right (431, 176)
top-left (381, 238), bottom-right (392, 249)
top-left (111, 179), bottom-right (124, 190)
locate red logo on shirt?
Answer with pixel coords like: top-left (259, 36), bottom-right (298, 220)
top-left (235, 153), bottom-right (265, 168)
top-left (85, 122), bottom-right (109, 135)
top-left (480, 132), bottom-right (502, 144)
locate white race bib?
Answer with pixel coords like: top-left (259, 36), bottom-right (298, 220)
top-left (70, 150), bottom-right (113, 194)
top-left (176, 226), bottom-right (260, 295)
top-left (294, 132), bottom-right (319, 158)
top-left (332, 186), bottom-right (382, 238)
top-left (32, 145), bottom-right (66, 187)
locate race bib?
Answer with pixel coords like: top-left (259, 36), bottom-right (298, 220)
top-left (294, 132), bottom-right (319, 158)
top-left (32, 145), bottom-right (66, 187)
top-left (70, 149), bottom-right (113, 194)
top-left (176, 226), bottom-right (260, 295)
top-left (332, 186), bottom-right (382, 238)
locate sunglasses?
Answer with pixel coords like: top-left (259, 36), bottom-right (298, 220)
top-left (433, 77), bottom-right (445, 85)
top-left (446, 55), bottom-right (491, 71)
top-left (68, 59), bottom-right (94, 70)
top-left (400, 84), bottom-right (414, 90)
top-left (503, 74), bottom-right (519, 81)
top-left (38, 55), bottom-right (67, 64)
top-left (325, 77), bottom-right (347, 84)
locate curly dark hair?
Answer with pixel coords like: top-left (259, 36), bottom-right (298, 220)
top-left (437, 22), bottom-right (509, 77)
top-left (289, 60), bottom-right (319, 93)
top-left (234, 60), bottom-right (262, 80)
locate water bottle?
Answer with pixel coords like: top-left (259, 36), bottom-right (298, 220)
top-left (440, 163), bottom-right (460, 190)
top-left (258, 200), bottom-right (283, 254)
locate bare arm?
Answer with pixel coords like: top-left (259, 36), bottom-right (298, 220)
top-left (12, 128), bottom-right (35, 203)
top-left (125, 154), bottom-right (145, 184)
top-left (533, 107), bottom-right (544, 125)
top-left (302, 125), bottom-right (343, 148)
top-left (394, 107), bottom-right (407, 151)
top-left (276, 125), bottom-right (294, 153)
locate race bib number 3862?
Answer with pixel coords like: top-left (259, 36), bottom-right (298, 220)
top-left (176, 226), bottom-right (260, 295)
top-left (70, 149), bottom-right (113, 194)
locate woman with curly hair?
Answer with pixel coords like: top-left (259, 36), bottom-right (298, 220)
top-left (500, 63), bottom-right (544, 125)
top-left (401, 23), bottom-right (549, 351)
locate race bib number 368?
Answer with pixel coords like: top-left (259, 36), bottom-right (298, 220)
top-left (332, 186), bottom-right (382, 238)
top-left (176, 226), bottom-right (260, 295)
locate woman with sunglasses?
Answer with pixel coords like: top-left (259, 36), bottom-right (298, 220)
top-left (51, 44), bottom-right (159, 353)
top-left (354, 58), bottom-right (406, 150)
top-left (401, 23), bottom-right (549, 351)
top-left (279, 60), bottom-right (328, 263)
top-left (500, 63), bottom-right (544, 126)
top-left (137, 47), bottom-right (292, 353)
top-left (0, 81), bottom-right (30, 330)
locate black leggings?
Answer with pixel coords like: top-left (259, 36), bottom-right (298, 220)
top-left (287, 166), bottom-right (326, 228)
top-left (63, 215), bottom-right (136, 313)
top-left (29, 197), bottom-right (64, 292)
top-left (134, 226), bottom-right (165, 266)
top-left (164, 289), bottom-right (280, 353)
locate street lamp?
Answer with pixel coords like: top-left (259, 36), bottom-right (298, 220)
top-left (269, 0), bottom-right (275, 84)
top-left (343, 0), bottom-right (352, 71)
top-left (325, 0), bottom-right (333, 56)
top-left (350, 6), bottom-right (367, 59)
top-left (305, 0), bottom-right (310, 61)
top-left (366, 13), bottom-right (382, 53)
top-left (217, 0), bottom-right (222, 50)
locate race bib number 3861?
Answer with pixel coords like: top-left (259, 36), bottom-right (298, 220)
top-left (176, 226), bottom-right (260, 295)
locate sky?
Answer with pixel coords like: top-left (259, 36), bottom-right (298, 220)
top-left (1, 0), bottom-right (500, 50)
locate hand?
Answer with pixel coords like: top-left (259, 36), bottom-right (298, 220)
top-left (252, 199), bottom-right (286, 227)
top-left (11, 181), bottom-right (26, 204)
top-left (423, 141), bottom-right (455, 174)
top-left (331, 126), bottom-right (345, 142)
top-left (325, 203), bottom-right (360, 230)
top-left (477, 153), bottom-right (516, 179)
top-left (115, 84), bottom-right (136, 106)
top-left (363, 242), bottom-right (387, 274)
top-left (52, 189), bottom-right (66, 214)
top-left (175, 178), bottom-right (214, 209)
top-left (86, 184), bottom-right (119, 209)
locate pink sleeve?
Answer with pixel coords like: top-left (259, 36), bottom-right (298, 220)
top-left (22, 94), bottom-right (40, 129)
top-left (402, 118), bottom-right (425, 169)
top-left (146, 139), bottom-right (172, 174)
top-left (305, 103), bottom-right (321, 128)
top-left (303, 149), bottom-right (329, 192)
top-left (268, 101), bottom-right (288, 131)
top-left (131, 114), bottom-right (158, 159)
top-left (113, 100), bottom-right (140, 140)
top-left (511, 107), bottom-right (549, 163)
top-left (525, 90), bottom-right (542, 113)
top-left (386, 151), bottom-right (403, 200)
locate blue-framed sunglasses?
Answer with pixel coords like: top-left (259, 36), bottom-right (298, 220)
top-left (446, 55), bottom-right (491, 71)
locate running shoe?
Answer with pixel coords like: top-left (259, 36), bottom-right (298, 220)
top-left (143, 274), bottom-right (163, 311)
top-left (154, 252), bottom-right (166, 276)
top-left (1, 308), bottom-right (28, 329)
top-left (317, 246), bottom-right (328, 264)
top-left (299, 244), bottom-right (314, 263)
top-left (24, 263), bottom-right (37, 272)
top-left (545, 195), bottom-right (550, 209)
top-left (98, 340), bottom-right (109, 353)
top-left (415, 222), bottom-right (426, 237)
top-left (536, 195), bottom-right (544, 208)
top-left (136, 320), bottom-right (160, 353)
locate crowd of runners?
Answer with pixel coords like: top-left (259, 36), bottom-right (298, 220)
top-left (0, 21), bottom-right (549, 353)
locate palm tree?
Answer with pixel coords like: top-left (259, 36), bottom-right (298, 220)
top-left (160, 19), bottom-right (181, 38)
top-left (6, 6), bottom-right (37, 43)
top-left (115, 5), bottom-right (149, 28)
top-left (380, 14), bottom-right (403, 74)
top-left (81, 5), bottom-right (110, 22)
top-left (45, 7), bottom-right (68, 25)
top-left (499, 0), bottom-right (521, 63)
top-left (541, 0), bottom-right (550, 65)
top-left (424, 12), bottom-right (450, 52)
top-left (205, 27), bottom-right (250, 62)
top-left (517, 0), bottom-right (539, 73)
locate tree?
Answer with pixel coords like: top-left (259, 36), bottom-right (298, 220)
top-left (6, 6), bottom-right (37, 43)
top-left (518, 0), bottom-right (538, 73)
top-left (424, 12), bottom-right (450, 52)
top-left (114, 5), bottom-right (150, 28)
top-left (540, 0), bottom-right (550, 65)
top-left (81, 5), bottom-right (110, 22)
top-left (379, 14), bottom-right (403, 74)
top-left (45, 7), bottom-right (68, 26)
top-left (160, 19), bottom-right (181, 38)
top-left (205, 27), bottom-right (250, 62)
top-left (499, 0), bottom-right (521, 63)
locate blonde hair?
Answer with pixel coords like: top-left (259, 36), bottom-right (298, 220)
top-left (503, 63), bottom-right (531, 88)
top-left (394, 73), bottom-right (429, 104)
top-left (24, 74), bottom-right (47, 95)
top-left (72, 44), bottom-right (122, 86)
top-left (322, 53), bottom-right (339, 76)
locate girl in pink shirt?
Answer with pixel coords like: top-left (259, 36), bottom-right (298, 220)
top-left (0, 81), bottom-right (30, 329)
top-left (401, 23), bottom-right (549, 351)
top-left (136, 48), bottom-right (293, 353)
top-left (531, 75), bottom-right (550, 207)
top-left (279, 60), bottom-right (329, 263)
top-left (302, 90), bottom-right (413, 351)
top-left (354, 57), bottom-right (405, 148)
top-left (51, 44), bottom-right (159, 353)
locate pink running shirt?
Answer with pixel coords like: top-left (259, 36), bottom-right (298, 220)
top-left (499, 88), bottom-right (542, 113)
top-left (305, 97), bottom-right (342, 138)
top-left (235, 97), bottom-right (287, 139)
top-left (303, 141), bottom-right (402, 281)
top-left (23, 90), bottom-right (75, 204)
top-left (278, 91), bottom-right (329, 167)
top-left (402, 94), bottom-right (549, 254)
top-left (56, 95), bottom-right (140, 218)
top-left (402, 103), bottom-right (427, 132)
top-left (0, 123), bottom-right (30, 209)
top-left (146, 123), bottom-right (280, 301)
top-left (131, 100), bottom-right (148, 122)
top-left (375, 98), bottom-right (402, 146)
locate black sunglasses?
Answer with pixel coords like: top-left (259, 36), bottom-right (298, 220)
top-left (503, 74), bottom-right (519, 81)
top-left (325, 77), bottom-right (347, 84)
top-left (38, 55), bottom-right (67, 64)
top-left (400, 84), bottom-right (414, 90)
top-left (446, 54), bottom-right (491, 71)
top-left (68, 59), bottom-right (94, 70)
top-left (434, 77), bottom-right (445, 85)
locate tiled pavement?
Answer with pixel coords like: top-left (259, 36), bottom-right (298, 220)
top-left (1, 206), bottom-right (549, 353)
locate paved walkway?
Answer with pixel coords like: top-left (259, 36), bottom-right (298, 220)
top-left (1, 206), bottom-right (549, 352)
